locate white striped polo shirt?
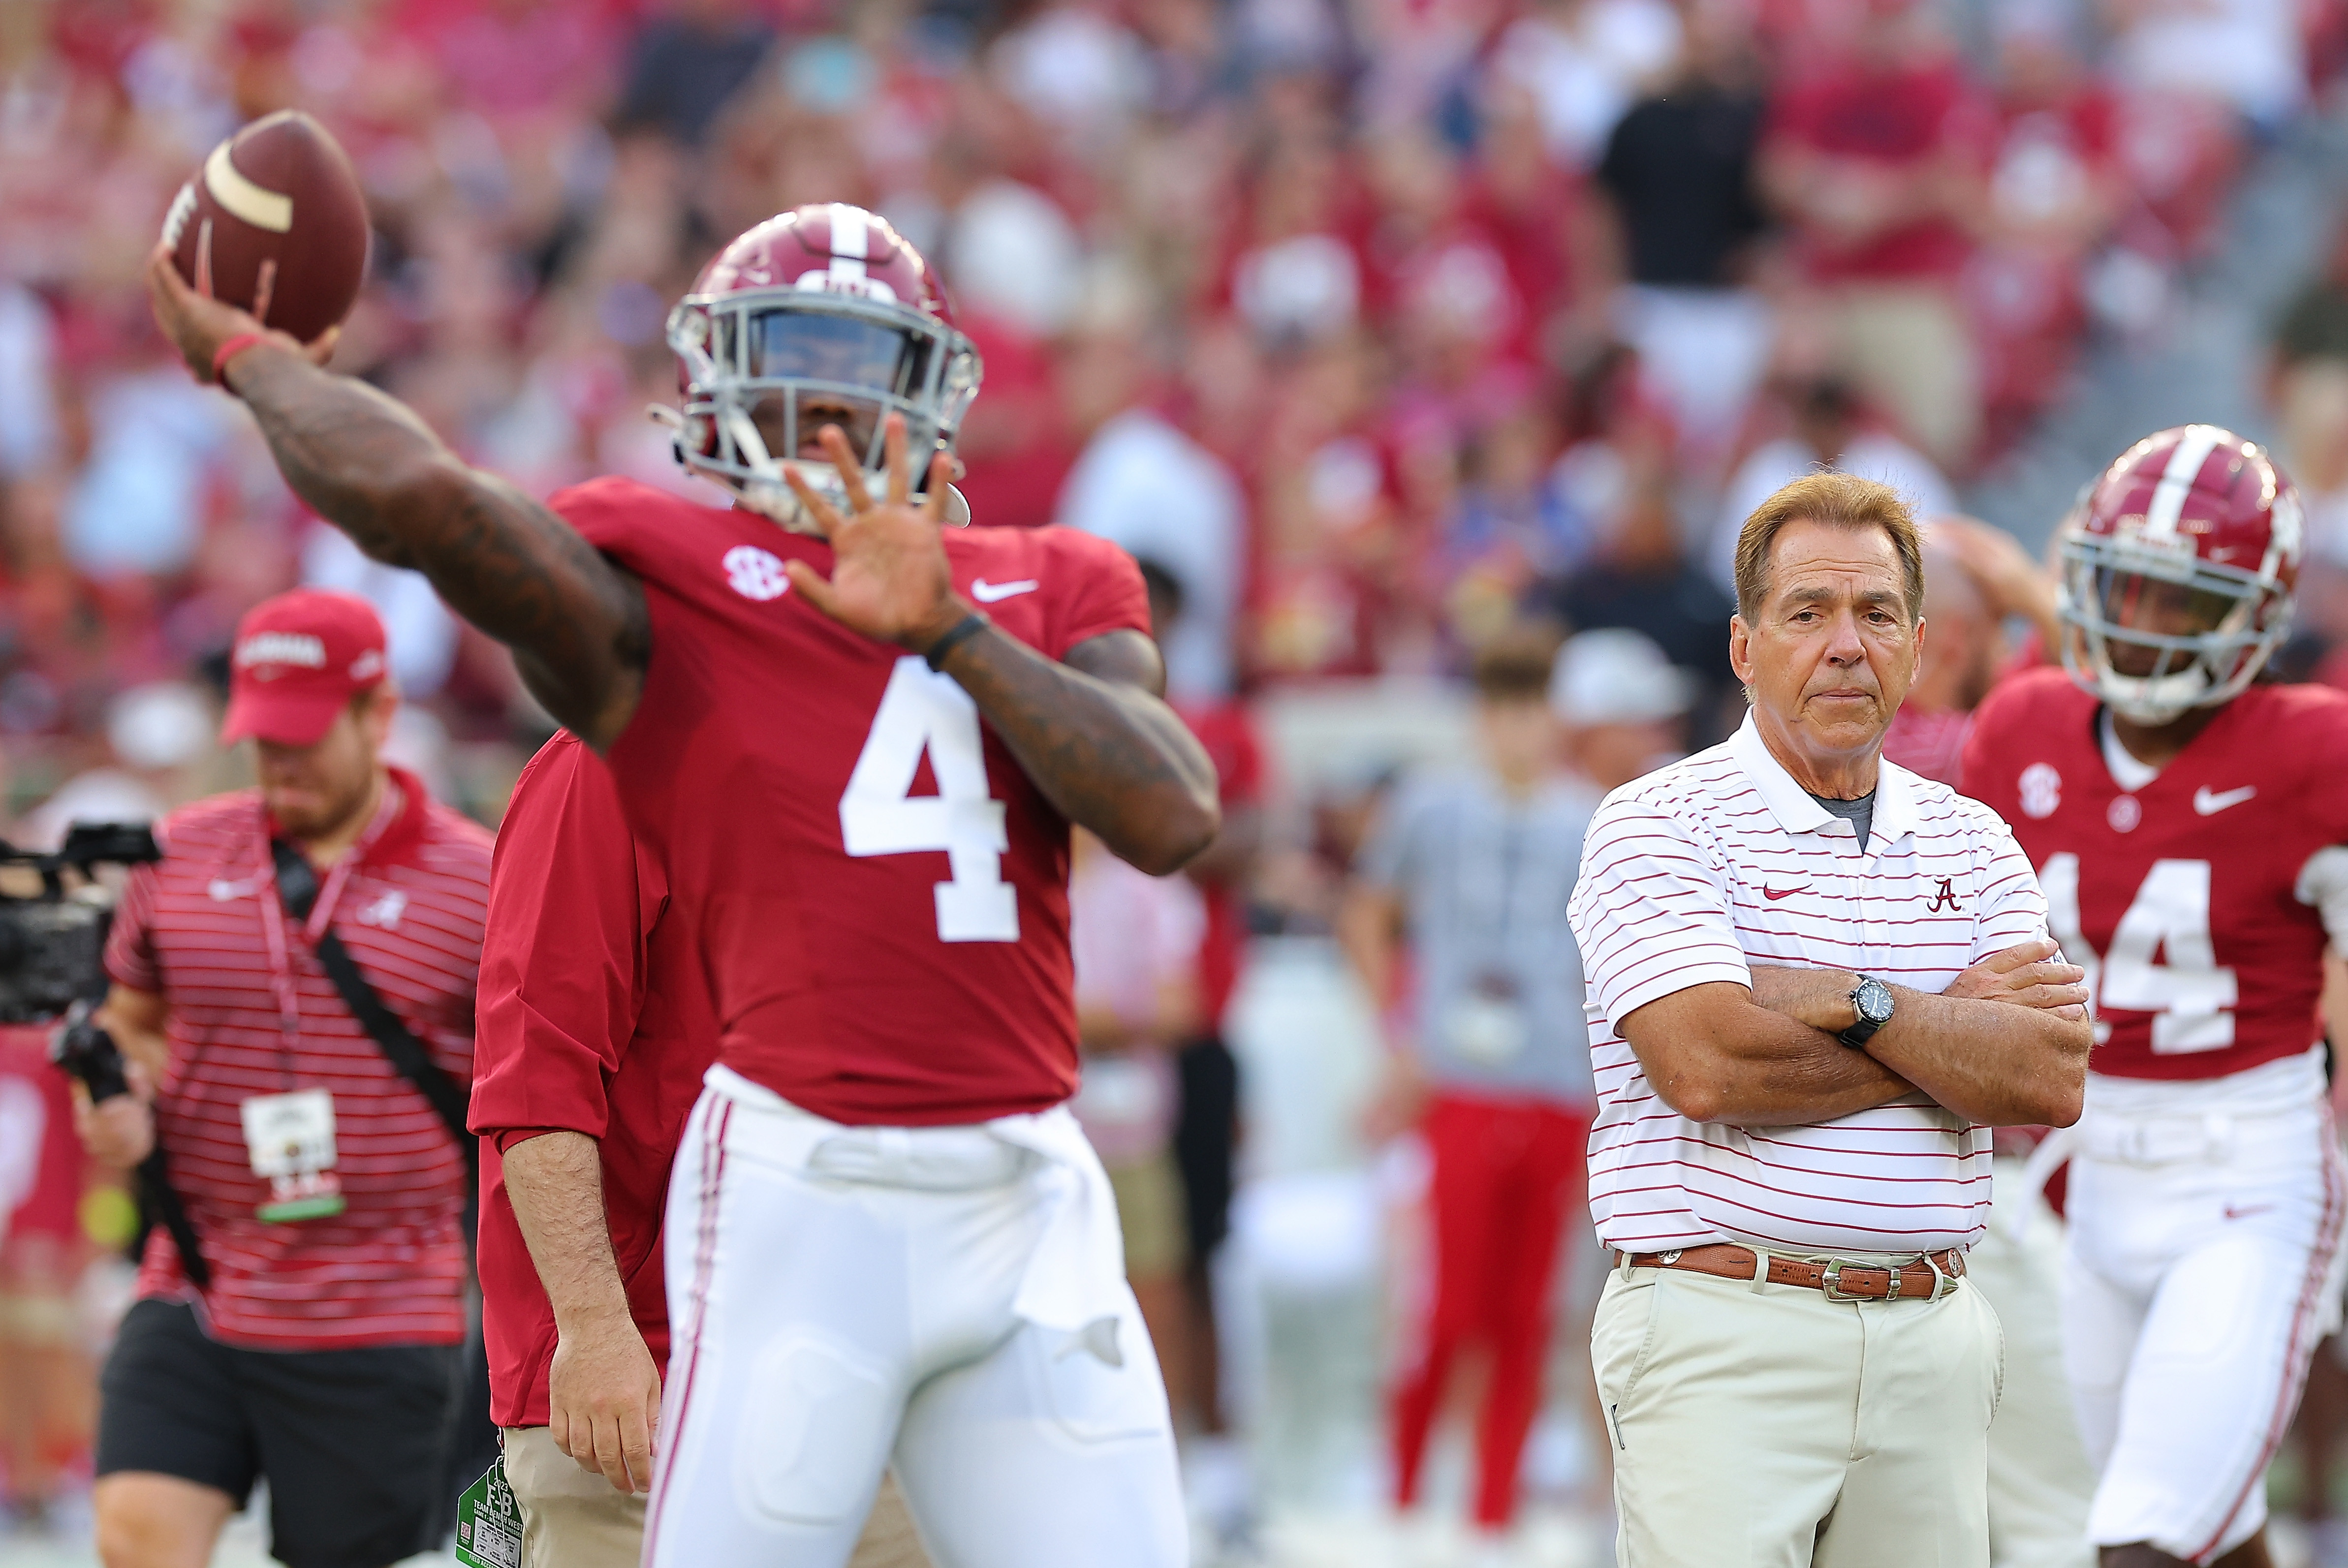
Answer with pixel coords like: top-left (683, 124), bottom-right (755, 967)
top-left (104, 770), bottom-right (491, 1349)
top-left (1566, 713), bottom-right (2052, 1255)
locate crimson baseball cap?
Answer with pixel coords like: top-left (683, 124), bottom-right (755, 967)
top-left (219, 589), bottom-right (390, 747)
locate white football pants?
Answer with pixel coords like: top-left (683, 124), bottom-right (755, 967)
top-left (2064, 1068), bottom-right (2348, 1563)
top-left (641, 1070), bottom-right (1189, 1568)
top-left (1969, 1156), bottom-right (2096, 1568)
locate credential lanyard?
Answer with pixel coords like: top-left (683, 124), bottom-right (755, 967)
top-left (253, 783), bottom-right (402, 1068)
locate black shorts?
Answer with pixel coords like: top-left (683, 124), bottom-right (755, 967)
top-left (1173, 1034), bottom-right (1240, 1261)
top-left (97, 1298), bottom-right (460, 1568)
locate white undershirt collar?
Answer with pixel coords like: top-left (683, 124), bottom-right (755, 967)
top-left (2099, 710), bottom-right (2161, 793)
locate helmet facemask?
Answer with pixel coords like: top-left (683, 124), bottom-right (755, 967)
top-left (2056, 532), bottom-right (2290, 725)
top-left (662, 286), bottom-right (982, 535)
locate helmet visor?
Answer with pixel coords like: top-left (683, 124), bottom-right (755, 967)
top-left (2058, 533), bottom-right (2281, 707)
top-left (745, 310), bottom-right (937, 399)
top-left (2081, 564), bottom-right (2246, 673)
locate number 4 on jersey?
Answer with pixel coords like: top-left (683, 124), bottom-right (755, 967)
top-left (840, 656), bottom-right (1020, 942)
top-left (2040, 853), bottom-right (2238, 1052)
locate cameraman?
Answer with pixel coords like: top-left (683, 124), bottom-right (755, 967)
top-left (73, 589), bottom-right (493, 1568)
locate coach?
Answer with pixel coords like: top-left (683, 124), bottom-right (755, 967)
top-left (74, 589), bottom-right (491, 1568)
top-left (472, 732), bottom-right (928, 1568)
top-left (1565, 472), bottom-right (2092, 1564)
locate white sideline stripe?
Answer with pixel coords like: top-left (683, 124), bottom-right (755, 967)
top-left (204, 141), bottom-right (292, 233)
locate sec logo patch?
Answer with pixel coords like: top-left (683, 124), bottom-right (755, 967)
top-left (723, 545), bottom-right (790, 602)
top-left (2019, 763), bottom-right (2061, 819)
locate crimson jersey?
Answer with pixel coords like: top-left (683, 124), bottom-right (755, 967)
top-left (551, 479), bottom-right (1152, 1126)
top-left (1960, 667), bottom-right (2348, 1081)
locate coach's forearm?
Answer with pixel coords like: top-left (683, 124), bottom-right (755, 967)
top-left (1866, 989), bottom-right (2089, 1128)
top-left (502, 1131), bottom-right (633, 1331)
top-left (1621, 982), bottom-right (1916, 1128)
top-left (1752, 965), bottom-right (2087, 1126)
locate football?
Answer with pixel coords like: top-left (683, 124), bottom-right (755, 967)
top-left (162, 110), bottom-right (369, 346)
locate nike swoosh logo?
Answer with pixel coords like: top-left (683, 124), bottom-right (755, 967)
top-left (971, 578), bottom-right (1039, 604)
top-left (2223, 1203), bottom-right (2274, 1221)
top-left (2194, 785), bottom-right (2257, 815)
top-left (1763, 885), bottom-right (1806, 901)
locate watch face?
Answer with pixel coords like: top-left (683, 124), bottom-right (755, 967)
top-left (1856, 978), bottom-right (1895, 1024)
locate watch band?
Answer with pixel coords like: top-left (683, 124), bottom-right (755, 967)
top-left (1838, 977), bottom-right (1890, 1049)
top-left (1837, 1015), bottom-right (1884, 1049)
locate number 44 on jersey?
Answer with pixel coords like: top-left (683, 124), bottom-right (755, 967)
top-left (2041, 855), bottom-right (2236, 1053)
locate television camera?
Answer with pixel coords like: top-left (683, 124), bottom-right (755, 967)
top-left (12, 823), bottom-right (210, 1285)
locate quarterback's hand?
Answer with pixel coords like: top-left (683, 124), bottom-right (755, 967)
top-left (71, 1059), bottom-right (156, 1170)
top-left (783, 415), bottom-right (969, 654)
top-left (144, 242), bottom-right (339, 386)
top-left (1944, 938), bottom-right (2089, 1020)
top-left (549, 1309), bottom-right (662, 1495)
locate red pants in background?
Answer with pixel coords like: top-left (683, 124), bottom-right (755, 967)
top-left (1391, 1092), bottom-right (1591, 1530)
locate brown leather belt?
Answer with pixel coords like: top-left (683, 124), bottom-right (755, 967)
top-left (1616, 1243), bottom-right (1967, 1302)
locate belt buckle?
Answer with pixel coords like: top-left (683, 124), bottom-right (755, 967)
top-left (1818, 1258), bottom-right (1879, 1302)
top-left (1920, 1251), bottom-right (1958, 1302)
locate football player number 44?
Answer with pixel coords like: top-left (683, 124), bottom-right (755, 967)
top-left (2040, 853), bottom-right (2238, 1052)
top-left (840, 656), bottom-right (1021, 942)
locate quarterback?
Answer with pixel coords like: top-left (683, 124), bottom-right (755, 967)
top-left (144, 204), bottom-right (1219, 1567)
top-left (1963, 426), bottom-right (2348, 1568)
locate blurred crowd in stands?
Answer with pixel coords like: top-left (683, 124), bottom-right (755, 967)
top-left (18, 0), bottom-right (2348, 1551)
top-left (1, 0), bottom-right (2343, 815)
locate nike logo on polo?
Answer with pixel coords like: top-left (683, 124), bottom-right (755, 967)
top-left (2194, 785), bottom-right (2257, 815)
top-left (971, 578), bottom-right (1039, 603)
top-left (1763, 884), bottom-right (1806, 901)
top-left (2223, 1202), bottom-right (2274, 1221)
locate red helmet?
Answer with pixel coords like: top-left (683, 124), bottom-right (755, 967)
top-left (663, 203), bottom-right (982, 532)
top-left (2056, 424), bottom-right (2303, 724)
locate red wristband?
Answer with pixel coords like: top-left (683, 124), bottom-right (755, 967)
top-left (210, 332), bottom-right (269, 387)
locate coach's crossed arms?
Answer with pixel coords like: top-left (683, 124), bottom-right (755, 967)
top-left (1618, 937), bottom-right (2090, 1130)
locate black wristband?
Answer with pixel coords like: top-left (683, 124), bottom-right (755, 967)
top-left (923, 610), bottom-right (990, 671)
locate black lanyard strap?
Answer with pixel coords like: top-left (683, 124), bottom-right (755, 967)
top-left (270, 840), bottom-right (473, 1164)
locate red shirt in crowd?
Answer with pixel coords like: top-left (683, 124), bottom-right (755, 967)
top-left (1767, 57), bottom-right (1993, 281)
top-left (1175, 700), bottom-right (1267, 1030)
top-left (551, 479), bottom-right (1153, 1126)
top-left (103, 770), bottom-right (491, 1350)
top-left (470, 731), bottom-right (717, 1429)
top-left (0, 1024), bottom-right (87, 1259)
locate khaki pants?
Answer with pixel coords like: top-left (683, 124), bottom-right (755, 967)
top-left (1593, 1254), bottom-right (2004, 1566)
top-left (502, 1426), bottom-right (933, 1568)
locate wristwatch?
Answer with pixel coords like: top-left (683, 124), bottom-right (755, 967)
top-left (1839, 976), bottom-right (1895, 1048)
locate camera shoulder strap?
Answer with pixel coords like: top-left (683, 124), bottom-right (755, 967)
top-left (270, 840), bottom-right (473, 1163)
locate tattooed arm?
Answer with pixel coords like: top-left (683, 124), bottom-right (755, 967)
top-left (782, 422), bottom-right (1220, 875)
top-left (937, 625), bottom-right (1220, 875)
top-left (146, 247), bottom-right (648, 747)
